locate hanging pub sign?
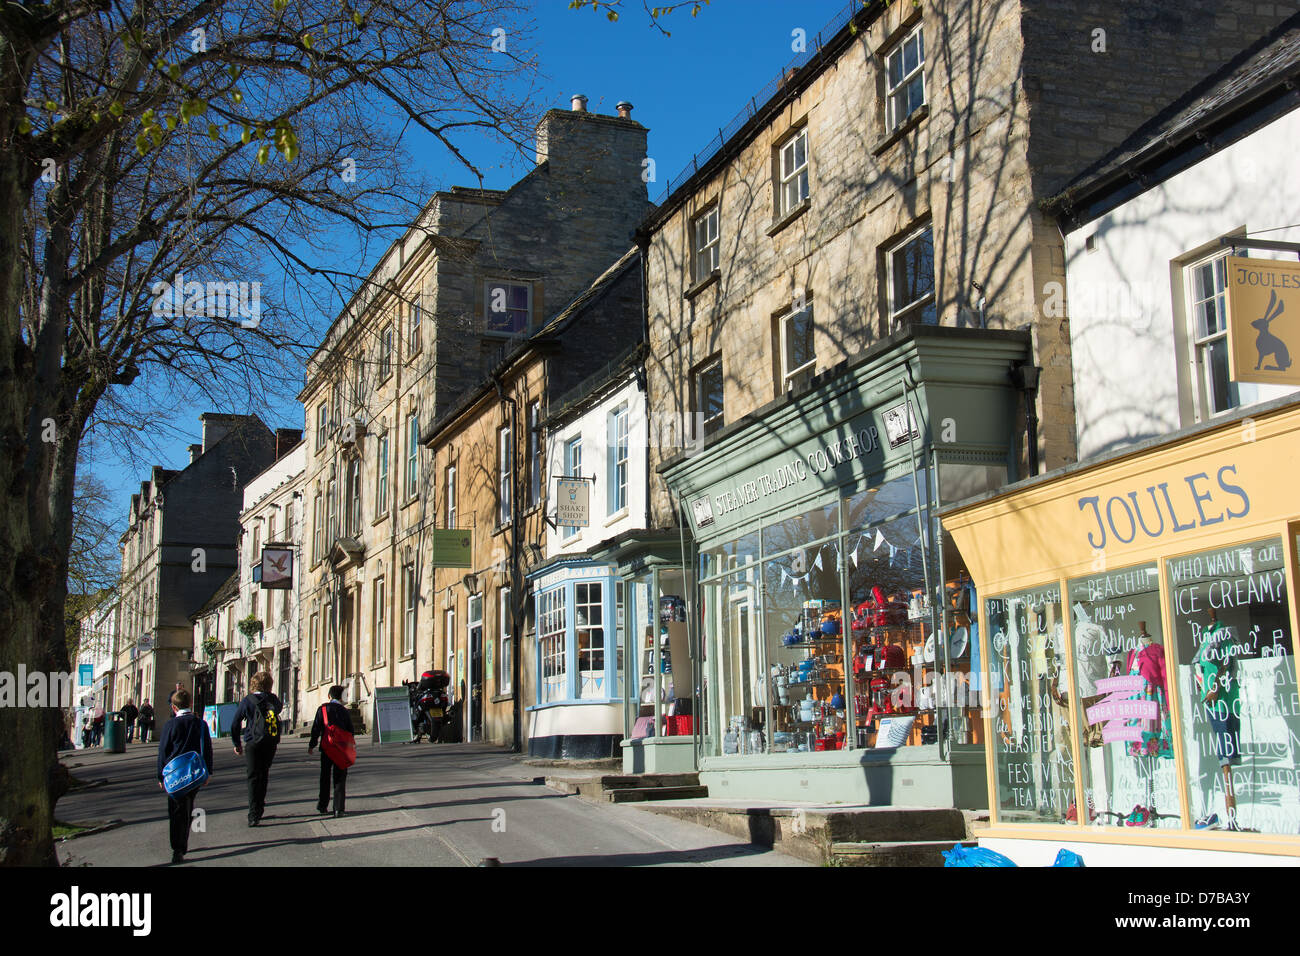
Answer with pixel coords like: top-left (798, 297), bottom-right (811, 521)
top-left (430, 528), bottom-right (474, 568)
top-left (882, 400), bottom-right (921, 449)
top-left (1226, 255), bottom-right (1300, 387)
top-left (260, 547), bottom-right (294, 590)
top-left (555, 477), bottom-right (591, 528)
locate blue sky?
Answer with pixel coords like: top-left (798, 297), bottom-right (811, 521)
top-left (91, 0), bottom-right (854, 529)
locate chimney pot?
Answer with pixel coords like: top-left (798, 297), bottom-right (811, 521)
top-left (570, 94), bottom-right (588, 112)
top-left (616, 101), bottom-right (633, 119)
top-left (188, 444), bottom-right (202, 465)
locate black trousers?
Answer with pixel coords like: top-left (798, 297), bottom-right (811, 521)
top-left (243, 741), bottom-right (277, 822)
top-left (167, 791), bottom-right (197, 853)
top-left (318, 753), bottom-right (347, 813)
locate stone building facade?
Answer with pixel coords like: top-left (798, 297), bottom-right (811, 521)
top-left (113, 413), bottom-right (277, 715)
top-left (297, 99), bottom-right (649, 729)
top-left (638, 0), bottom-right (1297, 525)
top-left (424, 249), bottom-right (644, 752)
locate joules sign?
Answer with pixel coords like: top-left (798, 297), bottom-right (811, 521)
top-left (1226, 256), bottom-right (1300, 388)
top-left (1077, 464), bottom-right (1251, 550)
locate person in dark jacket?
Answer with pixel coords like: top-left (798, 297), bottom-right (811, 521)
top-left (138, 701), bottom-right (155, 743)
top-left (308, 685), bottom-right (354, 817)
top-left (230, 671), bottom-right (282, 826)
top-left (120, 699), bottom-right (139, 743)
top-left (156, 689), bottom-right (213, 865)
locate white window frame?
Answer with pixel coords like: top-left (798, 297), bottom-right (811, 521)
top-left (312, 492), bottom-right (322, 563)
top-left (379, 323), bottom-right (393, 381)
top-left (692, 205), bottom-right (720, 280)
top-left (608, 404), bottom-right (628, 515)
top-left (484, 280), bottom-right (532, 336)
top-left (563, 437), bottom-right (582, 540)
top-left (1184, 251), bottom-right (1240, 419)
top-left (538, 586), bottom-right (567, 704)
top-left (446, 464), bottom-right (457, 528)
top-left (372, 576), bottom-right (386, 664)
top-left (499, 587), bottom-right (513, 695)
top-left (780, 304), bottom-right (816, 392)
top-left (346, 456), bottom-right (362, 536)
top-left (777, 128), bottom-right (810, 217)
top-left (376, 430), bottom-right (389, 516)
top-left (405, 413), bottom-right (419, 500)
top-left (408, 296), bottom-right (422, 355)
top-left (886, 225), bottom-right (936, 328)
top-left (403, 563), bottom-right (417, 657)
top-left (316, 403), bottom-right (327, 451)
top-left (885, 24), bottom-right (926, 132)
top-left (498, 424), bottom-right (513, 527)
top-left (575, 581), bottom-right (605, 699)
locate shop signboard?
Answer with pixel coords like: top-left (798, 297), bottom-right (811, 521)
top-left (555, 477), bottom-right (590, 528)
top-left (1225, 256), bottom-right (1300, 387)
top-left (260, 547), bottom-right (293, 589)
top-left (430, 529), bottom-right (473, 568)
top-left (373, 686), bottom-right (413, 744)
top-left (78, 664), bottom-right (93, 687)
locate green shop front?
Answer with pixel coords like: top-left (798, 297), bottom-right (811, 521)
top-left (660, 326), bottom-right (1032, 805)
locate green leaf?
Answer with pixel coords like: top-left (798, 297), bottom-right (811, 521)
top-left (109, 101), bottom-right (124, 118)
top-left (301, 32), bottom-right (313, 49)
top-left (241, 125), bottom-right (252, 143)
top-left (256, 142), bottom-right (271, 164)
top-left (230, 89), bottom-right (243, 104)
top-left (168, 63), bottom-right (181, 80)
top-left (352, 11), bottom-right (363, 25)
top-left (208, 123), bottom-right (221, 140)
top-left (44, 100), bottom-right (58, 112)
top-left (17, 116), bottom-right (31, 134)
top-left (165, 115), bottom-right (177, 130)
top-left (606, 10), bottom-right (617, 20)
top-left (91, 111), bottom-right (101, 123)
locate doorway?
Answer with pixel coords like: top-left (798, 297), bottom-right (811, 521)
top-left (468, 593), bottom-right (484, 742)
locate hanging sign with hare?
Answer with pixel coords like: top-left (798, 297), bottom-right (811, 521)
top-left (1226, 256), bottom-right (1300, 387)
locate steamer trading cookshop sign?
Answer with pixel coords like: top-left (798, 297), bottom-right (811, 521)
top-left (684, 404), bottom-right (910, 539)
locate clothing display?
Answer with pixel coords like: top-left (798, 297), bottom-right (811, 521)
top-left (1193, 622), bottom-right (1241, 767)
top-left (1124, 643), bottom-right (1173, 760)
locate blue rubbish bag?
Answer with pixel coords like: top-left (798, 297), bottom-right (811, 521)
top-left (1051, 848), bottom-right (1085, 867)
top-left (942, 843), bottom-right (1017, 867)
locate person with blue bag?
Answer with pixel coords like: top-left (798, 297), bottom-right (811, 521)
top-left (157, 688), bottom-right (213, 865)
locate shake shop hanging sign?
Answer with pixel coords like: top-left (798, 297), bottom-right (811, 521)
top-left (1226, 256), bottom-right (1300, 387)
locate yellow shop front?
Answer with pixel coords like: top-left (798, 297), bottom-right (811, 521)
top-left (942, 396), bottom-right (1300, 865)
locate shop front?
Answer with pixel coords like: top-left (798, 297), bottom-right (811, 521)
top-left (942, 395), bottom-right (1300, 864)
top-left (661, 326), bottom-right (1032, 805)
top-left (526, 558), bottom-right (626, 759)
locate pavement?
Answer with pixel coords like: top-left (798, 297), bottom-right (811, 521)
top-left (54, 738), bottom-right (812, 867)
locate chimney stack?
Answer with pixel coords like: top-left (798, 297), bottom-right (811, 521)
top-left (188, 444), bottom-right (202, 464)
top-left (275, 428), bottom-right (303, 461)
top-left (616, 101), bottom-right (633, 119)
top-left (570, 93), bottom-right (588, 112)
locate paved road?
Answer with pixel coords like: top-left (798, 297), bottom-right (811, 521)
top-left (55, 739), bottom-right (808, 867)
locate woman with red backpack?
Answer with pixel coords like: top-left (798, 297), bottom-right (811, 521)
top-left (308, 684), bottom-right (356, 817)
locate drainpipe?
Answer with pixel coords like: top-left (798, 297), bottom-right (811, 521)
top-left (1010, 363), bottom-right (1042, 478)
top-left (493, 372), bottom-right (522, 753)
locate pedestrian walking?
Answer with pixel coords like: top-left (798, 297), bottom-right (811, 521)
top-left (308, 685), bottom-right (356, 818)
top-left (120, 699), bottom-right (139, 743)
top-left (156, 688), bottom-right (213, 865)
top-left (230, 671), bottom-right (282, 827)
top-left (91, 705), bottom-right (105, 747)
top-left (138, 701), bottom-right (155, 744)
top-left (80, 716), bottom-right (92, 749)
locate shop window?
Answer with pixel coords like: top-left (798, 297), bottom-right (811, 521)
top-left (631, 571), bottom-right (690, 739)
top-left (986, 585), bottom-right (1072, 823)
top-left (761, 500), bottom-right (838, 557)
top-left (886, 226), bottom-right (936, 328)
top-left (845, 471), bottom-right (924, 531)
top-left (885, 24), bottom-right (926, 132)
top-left (1166, 537), bottom-right (1298, 834)
top-left (576, 582), bottom-right (605, 698)
top-left (1068, 563), bottom-right (1179, 828)
top-left (615, 580), bottom-right (625, 699)
top-left (698, 531), bottom-right (759, 581)
top-left (485, 280), bottom-right (531, 336)
top-left (539, 587), bottom-right (567, 703)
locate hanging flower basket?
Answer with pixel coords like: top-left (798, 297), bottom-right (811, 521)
top-left (202, 636), bottom-right (223, 660)
top-left (237, 615), bottom-right (264, 638)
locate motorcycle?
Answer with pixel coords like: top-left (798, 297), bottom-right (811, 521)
top-left (404, 670), bottom-right (450, 743)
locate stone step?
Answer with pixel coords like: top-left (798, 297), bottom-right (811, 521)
top-left (831, 840), bottom-right (977, 867)
top-left (599, 773), bottom-right (700, 790)
top-left (606, 786), bottom-right (710, 803)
